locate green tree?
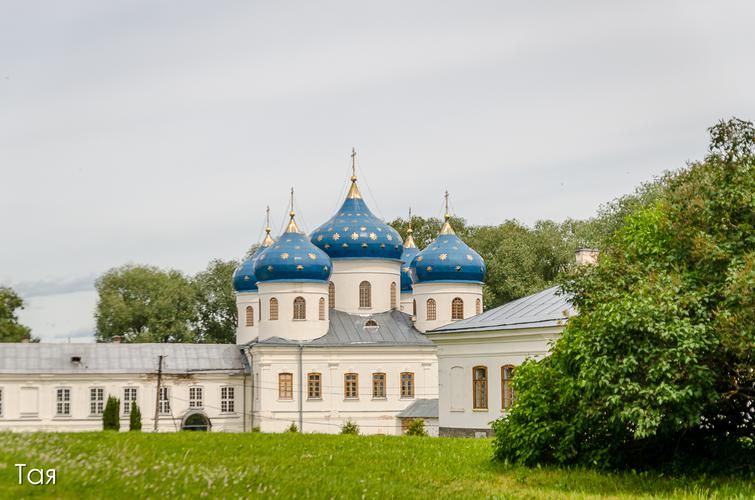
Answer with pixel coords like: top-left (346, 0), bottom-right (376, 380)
top-left (492, 118), bottom-right (755, 472)
top-left (192, 259), bottom-right (239, 344)
top-left (94, 265), bottom-right (197, 343)
top-left (103, 396), bottom-right (120, 431)
top-left (340, 419), bottom-right (359, 435)
top-left (0, 287), bottom-right (33, 342)
top-left (129, 401), bottom-right (142, 431)
top-left (405, 418), bottom-right (428, 436)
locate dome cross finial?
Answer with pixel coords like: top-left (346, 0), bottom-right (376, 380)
top-left (404, 206), bottom-right (417, 248)
top-left (440, 190), bottom-right (455, 235)
top-left (286, 187), bottom-right (301, 233)
top-left (261, 205), bottom-right (275, 247)
top-left (346, 147), bottom-right (362, 199)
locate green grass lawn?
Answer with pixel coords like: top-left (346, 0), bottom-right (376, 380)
top-left (0, 432), bottom-right (750, 499)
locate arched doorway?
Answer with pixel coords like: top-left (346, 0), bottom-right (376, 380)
top-left (181, 412), bottom-right (211, 431)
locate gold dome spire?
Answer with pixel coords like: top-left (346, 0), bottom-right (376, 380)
top-left (404, 207), bottom-right (417, 248)
top-left (285, 188), bottom-right (301, 233)
top-left (261, 205), bottom-right (275, 247)
top-left (439, 190), bottom-right (455, 235)
top-left (346, 147), bottom-right (363, 199)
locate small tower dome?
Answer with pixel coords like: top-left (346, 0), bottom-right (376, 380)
top-left (400, 211), bottom-right (420, 292)
top-left (232, 214), bottom-right (276, 292)
top-left (254, 195), bottom-right (332, 283)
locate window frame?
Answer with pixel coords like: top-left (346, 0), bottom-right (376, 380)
top-left (472, 366), bottom-right (488, 410)
top-left (372, 372), bottom-right (386, 399)
top-left (89, 386), bottom-right (105, 416)
top-left (328, 281), bottom-right (335, 309)
top-left (56, 387), bottom-right (72, 417)
top-left (269, 297), bottom-right (279, 320)
top-left (220, 386), bottom-right (235, 413)
top-left (307, 372), bottom-right (322, 400)
top-left (426, 298), bottom-right (436, 320)
top-left (159, 386), bottom-right (171, 415)
top-left (501, 365), bottom-right (515, 410)
top-left (451, 297), bottom-right (464, 320)
top-left (475, 298), bottom-right (481, 315)
top-left (189, 386), bottom-right (204, 409)
top-left (245, 305), bottom-right (254, 326)
top-left (400, 372), bottom-right (415, 399)
top-left (293, 296), bottom-right (306, 320)
top-left (344, 372), bottom-right (359, 399)
top-left (318, 297), bottom-right (326, 320)
top-left (278, 373), bottom-right (293, 400)
top-left (359, 281), bottom-right (372, 308)
top-left (123, 387), bottom-right (138, 415)
top-left (390, 282), bottom-right (397, 309)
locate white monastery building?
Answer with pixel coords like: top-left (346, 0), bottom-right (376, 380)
top-left (0, 154), bottom-right (581, 436)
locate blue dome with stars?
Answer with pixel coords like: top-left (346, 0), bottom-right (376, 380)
top-left (310, 177), bottom-right (403, 260)
top-left (410, 219), bottom-right (485, 284)
top-left (254, 214), bottom-right (332, 283)
top-left (232, 223), bottom-right (277, 292)
top-left (399, 231), bottom-right (420, 292)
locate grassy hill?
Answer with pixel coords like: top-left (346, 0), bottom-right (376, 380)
top-left (0, 432), bottom-right (750, 499)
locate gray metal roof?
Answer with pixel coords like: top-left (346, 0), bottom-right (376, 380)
top-left (430, 286), bottom-right (575, 334)
top-left (256, 309), bottom-right (434, 347)
top-left (396, 398), bottom-right (438, 419)
top-left (0, 343), bottom-right (249, 375)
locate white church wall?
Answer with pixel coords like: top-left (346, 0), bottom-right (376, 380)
top-left (257, 281), bottom-right (329, 342)
top-left (412, 281), bottom-right (483, 333)
top-left (427, 326), bottom-right (561, 437)
top-left (236, 291), bottom-right (260, 344)
top-left (399, 292), bottom-right (414, 315)
top-left (0, 372), bottom-right (248, 432)
top-left (249, 345), bottom-right (438, 435)
top-left (329, 259), bottom-right (401, 314)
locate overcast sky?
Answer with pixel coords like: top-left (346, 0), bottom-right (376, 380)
top-left (2, 1), bottom-right (754, 342)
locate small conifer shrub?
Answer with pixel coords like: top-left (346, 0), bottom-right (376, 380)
top-left (341, 419), bottom-right (359, 435)
top-left (103, 396), bottom-right (120, 431)
top-left (405, 418), bottom-right (428, 436)
top-left (129, 401), bottom-right (142, 431)
top-left (287, 422), bottom-right (298, 433)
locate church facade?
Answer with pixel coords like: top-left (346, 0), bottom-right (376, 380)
top-left (0, 157), bottom-right (573, 435)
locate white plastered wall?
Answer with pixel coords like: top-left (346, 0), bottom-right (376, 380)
top-left (329, 259), bottom-right (401, 314)
top-left (412, 281), bottom-right (483, 333)
top-left (257, 281), bottom-right (329, 342)
top-left (236, 291), bottom-right (260, 344)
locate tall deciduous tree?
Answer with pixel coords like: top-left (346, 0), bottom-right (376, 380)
top-left (493, 118), bottom-right (755, 472)
top-left (192, 259), bottom-right (239, 344)
top-left (0, 286), bottom-right (32, 342)
top-left (94, 265), bottom-right (197, 343)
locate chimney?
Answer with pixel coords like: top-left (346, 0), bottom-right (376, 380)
top-left (575, 248), bottom-right (599, 266)
top-left (111, 335), bottom-right (122, 344)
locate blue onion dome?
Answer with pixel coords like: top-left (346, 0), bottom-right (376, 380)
top-left (310, 168), bottom-right (403, 260)
top-left (254, 207), bottom-right (332, 283)
top-left (232, 221), bottom-right (276, 292)
top-left (410, 200), bottom-right (486, 284)
top-left (400, 225), bottom-right (420, 292)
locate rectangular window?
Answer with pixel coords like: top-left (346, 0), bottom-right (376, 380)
top-left (159, 387), bottom-right (171, 415)
top-left (90, 387), bottom-right (105, 415)
top-left (56, 388), bottom-right (71, 416)
top-left (502, 366), bottom-right (515, 410)
top-left (473, 366), bottom-right (488, 409)
top-left (372, 373), bottom-right (386, 399)
top-left (400, 372), bottom-right (414, 398)
top-left (308, 373), bottom-right (322, 400)
top-left (344, 373), bottom-right (359, 399)
top-left (221, 386), bottom-right (235, 413)
top-left (189, 386), bottom-right (203, 408)
top-left (123, 387), bottom-right (137, 415)
top-left (279, 373), bottom-right (293, 400)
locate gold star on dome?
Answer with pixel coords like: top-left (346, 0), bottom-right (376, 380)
top-left (267, 265), bottom-right (273, 272)
top-left (439, 253), bottom-right (448, 261)
top-left (296, 265), bottom-right (304, 271)
top-left (342, 243), bottom-right (349, 248)
top-left (466, 255), bottom-right (474, 261)
top-left (456, 266), bottom-right (462, 271)
top-left (333, 233), bottom-right (341, 241)
top-left (360, 227), bottom-right (367, 231)
top-left (426, 266), bottom-right (432, 272)
top-left (417, 256), bottom-right (423, 262)
top-left (351, 232), bottom-right (359, 240)
top-left (324, 244), bottom-right (331, 249)
top-left (402, 266), bottom-right (409, 272)
top-left (308, 253), bottom-right (317, 260)
top-left (343, 226), bottom-right (349, 231)
top-left (369, 233), bottom-right (377, 240)
top-left (361, 243), bottom-right (368, 248)
top-left (317, 235), bottom-right (324, 241)
top-left (280, 253), bottom-right (289, 260)
top-left (380, 243), bottom-right (385, 248)
top-left (386, 235), bottom-right (393, 241)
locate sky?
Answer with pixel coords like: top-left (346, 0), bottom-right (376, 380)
top-left (1, 1), bottom-right (754, 342)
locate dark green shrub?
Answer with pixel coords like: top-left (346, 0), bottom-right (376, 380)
top-left (341, 419), bottom-right (359, 435)
top-left (103, 396), bottom-right (120, 431)
top-left (286, 422), bottom-right (298, 433)
top-left (129, 402), bottom-right (142, 431)
top-left (405, 419), bottom-right (428, 436)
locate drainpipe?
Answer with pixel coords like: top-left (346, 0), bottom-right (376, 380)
top-left (242, 372), bottom-right (247, 432)
top-left (298, 343), bottom-right (303, 431)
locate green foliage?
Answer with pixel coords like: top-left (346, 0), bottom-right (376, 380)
top-left (340, 419), bottom-right (359, 435)
top-left (404, 418), bottom-right (428, 436)
top-left (0, 287), bottom-right (33, 342)
top-left (493, 118), bottom-right (755, 472)
top-left (286, 422), bottom-right (298, 433)
top-left (103, 396), bottom-right (120, 431)
top-left (192, 259), bottom-right (239, 344)
top-left (129, 402), bottom-right (142, 431)
top-left (94, 265), bottom-right (197, 343)
top-left (1, 432), bottom-right (752, 498)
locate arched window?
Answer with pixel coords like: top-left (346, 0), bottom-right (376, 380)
top-left (328, 281), bottom-right (335, 309)
top-left (359, 281), bottom-right (371, 308)
top-left (245, 306), bottom-right (254, 326)
top-left (475, 298), bottom-right (481, 315)
top-left (319, 297), bottom-right (326, 320)
top-left (473, 366), bottom-right (488, 409)
top-left (390, 282), bottom-right (397, 309)
top-left (269, 298), bottom-right (278, 320)
top-left (451, 297), bottom-right (464, 320)
top-left (364, 319), bottom-right (378, 331)
top-left (412, 299), bottom-right (417, 317)
top-left (426, 298), bottom-right (436, 320)
top-left (293, 296), bottom-right (306, 320)
top-left (502, 365), bottom-right (515, 410)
